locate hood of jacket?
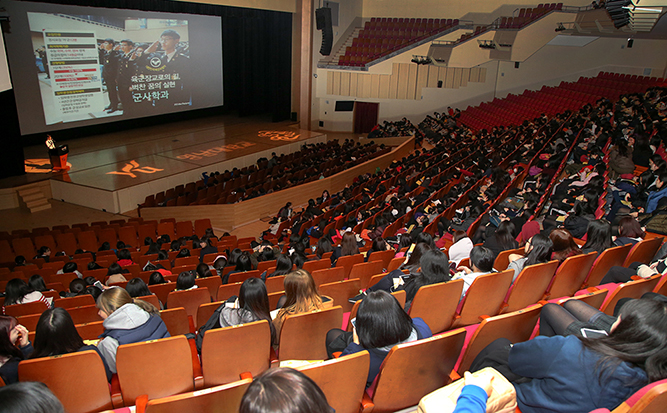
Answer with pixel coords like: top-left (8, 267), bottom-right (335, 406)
top-left (103, 303), bottom-right (151, 330)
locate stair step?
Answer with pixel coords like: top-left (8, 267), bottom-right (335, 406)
top-left (22, 193), bottom-right (44, 203)
top-left (26, 197), bottom-right (49, 209)
top-left (18, 187), bottom-right (42, 197)
top-left (30, 203), bottom-right (52, 213)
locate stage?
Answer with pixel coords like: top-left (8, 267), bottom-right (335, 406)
top-left (1, 115), bottom-right (329, 214)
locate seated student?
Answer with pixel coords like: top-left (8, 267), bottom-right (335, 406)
top-left (62, 279), bottom-right (87, 298)
top-left (13, 255), bottom-right (27, 267)
top-left (34, 246), bottom-right (51, 263)
top-left (265, 254), bottom-right (293, 280)
top-left (3, 278), bottom-right (53, 309)
top-left (482, 221), bottom-right (518, 260)
top-left (581, 219), bottom-right (614, 254)
top-left (549, 228), bottom-right (582, 264)
top-left (175, 271), bottom-right (198, 291)
top-left (315, 237), bottom-right (334, 260)
top-left (96, 287), bottom-right (170, 373)
top-left (57, 262), bottom-right (83, 279)
top-left (29, 308), bottom-right (112, 381)
top-left (325, 290), bottom-right (432, 387)
top-left (116, 249), bottom-right (134, 267)
top-left (330, 232), bottom-right (360, 266)
top-left (28, 275), bottom-right (49, 293)
top-left (240, 368), bottom-right (332, 413)
top-left (195, 263), bottom-right (213, 279)
top-left (614, 216), bottom-right (645, 247)
top-left (148, 271), bottom-right (167, 285)
top-left (215, 278), bottom-right (276, 344)
top-left (272, 269), bottom-right (333, 343)
top-left (470, 298), bottom-right (667, 413)
top-left (364, 237), bottom-right (393, 263)
top-left (198, 236), bottom-right (218, 263)
top-left (125, 277), bottom-right (160, 305)
top-left (0, 381), bottom-right (65, 413)
top-left (105, 263), bottom-right (128, 286)
top-left (448, 230), bottom-right (474, 267)
top-left (506, 234), bottom-right (554, 282)
top-left (171, 248), bottom-right (191, 268)
top-left (223, 252), bottom-right (254, 284)
top-left (0, 316), bottom-right (32, 384)
top-left (452, 246), bottom-right (496, 298)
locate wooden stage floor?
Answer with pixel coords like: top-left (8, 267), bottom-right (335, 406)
top-left (10, 115), bottom-right (329, 214)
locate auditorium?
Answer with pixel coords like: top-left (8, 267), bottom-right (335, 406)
top-left (1, 0), bottom-right (667, 411)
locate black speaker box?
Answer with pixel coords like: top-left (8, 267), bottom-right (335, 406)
top-left (316, 8), bottom-right (333, 56)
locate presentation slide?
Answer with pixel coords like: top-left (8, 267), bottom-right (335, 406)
top-left (3, 1), bottom-right (223, 135)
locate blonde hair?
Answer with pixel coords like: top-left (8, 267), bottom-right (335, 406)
top-left (96, 287), bottom-right (159, 316)
top-left (278, 269), bottom-right (322, 319)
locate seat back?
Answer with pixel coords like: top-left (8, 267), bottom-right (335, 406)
top-left (137, 294), bottom-right (161, 309)
top-left (547, 252), bottom-right (597, 299)
top-left (160, 308), bottom-right (192, 336)
top-left (144, 378), bottom-right (251, 413)
top-left (623, 237), bottom-right (664, 267)
top-left (367, 249), bottom-right (396, 270)
top-left (166, 288), bottom-right (211, 319)
top-left (265, 275), bottom-right (286, 294)
top-left (584, 244), bottom-right (633, 288)
top-left (457, 304), bottom-right (542, 374)
top-left (453, 269), bottom-right (513, 328)
top-left (67, 305), bottom-right (103, 324)
top-left (347, 290), bottom-right (406, 331)
top-left (227, 270), bottom-right (261, 284)
top-left (311, 267), bottom-right (345, 287)
top-left (409, 279), bottom-right (463, 333)
top-left (493, 247), bottom-right (524, 271)
top-left (116, 335), bottom-right (195, 406)
top-left (19, 350), bottom-right (113, 413)
top-left (386, 256), bottom-right (405, 273)
top-left (54, 295), bottom-right (96, 309)
top-left (625, 379), bottom-right (667, 413)
top-left (4, 301), bottom-right (49, 317)
top-left (298, 351), bottom-right (371, 413)
top-left (600, 276), bottom-right (661, 315)
top-left (148, 283), bottom-right (176, 305)
top-left (319, 279), bottom-right (361, 313)
top-left (202, 320), bottom-right (272, 387)
top-left (557, 289), bottom-right (609, 310)
top-left (335, 254), bottom-right (365, 279)
top-left (279, 306), bottom-right (343, 361)
top-left (371, 328), bottom-right (467, 412)
top-left (75, 321), bottom-right (105, 341)
top-left (502, 260), bottom-right (559, 313)
top-left (302, 258), bottom-right (332, 274)
top-left (217, 282), bottom-right (242, 301)
top-left (196, 276), bottom-right (222, 301)
top-left (196, 301), bottom-right (223, 330)
top-left (348, 261), bottom-right (384, 290)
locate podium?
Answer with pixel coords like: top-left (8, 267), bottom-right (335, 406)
top-left (49, 144), bottom-right (70, 171)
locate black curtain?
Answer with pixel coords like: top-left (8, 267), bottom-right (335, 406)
top-left (10, 0), bottom-right (292, 148)
top-left (0, 89), bottom-right (26, 177)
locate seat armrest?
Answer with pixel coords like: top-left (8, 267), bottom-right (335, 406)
top-left (361, 392), bottom-right (375, 413)
top-left (187, 338), bottom-right (204, 390)
top-left (110, 374), bottom-right (124, 408)
top-left (240, 371), bottom-right (253, 380)
top-left (135, 394), bottom-right (149, 413)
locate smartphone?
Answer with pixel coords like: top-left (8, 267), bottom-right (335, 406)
top-left (580, 328), bottom-right (607, 339)
top-left (350, 317), bottom-right (356, 329)
top-left (93, 281), bottom-right (104, 290)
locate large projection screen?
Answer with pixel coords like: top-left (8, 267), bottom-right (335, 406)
top-left (3, 1), bottom-right (223, 135)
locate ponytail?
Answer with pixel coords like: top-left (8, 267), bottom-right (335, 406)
top-left (131, 298), bottom-right (159, 315)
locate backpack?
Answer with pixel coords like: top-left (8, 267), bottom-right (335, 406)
top-left (195, 303), bottom-right (225, 354)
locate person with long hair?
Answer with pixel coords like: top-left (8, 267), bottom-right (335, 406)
top-left (29, 308), bottom-right (112, 381)
top-left (325, 291), bottom-right (432, 387)
top-left (266, 254), bottom-right (293, 279)
top-left (581, 219), bottom-right (614, 254)
top-left (615, 216), bottom-right (646, 246)
top-left (507, 234), bottom-right (554, 281)
top-left (273, 270), bottom-right (332, 343)
top-left (365, 237), bottom-right (393, 263)
top-left (240, 368), bottom-right (332, 413)
top-left (223, 251), bottom-right (254, 284)
top-left (330, 232), bottom-right (360, 265)
top-left (3, 278), bottom-right (52, 309)
top-left (96, 287), bottom-right (169, 373)
top-left (0, 381), bottom-right (65, 413)
top-left (0, 316), bottom-right (31, 384)
top-left (403, 249), bottom-right (451, 308)
top-left (27, 274), bottom-right (48, 293)
top-left (219, 278), bottom-right (276, 344)
top-left (472, 298), bottom-right (667, 412)
top-left (483, 221), bottom-right (518, 259)
top-left (549, 228), bottom-right (583, 263)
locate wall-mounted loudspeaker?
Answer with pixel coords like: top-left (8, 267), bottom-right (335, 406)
top-left (316, 8), bottom-right (333, 56)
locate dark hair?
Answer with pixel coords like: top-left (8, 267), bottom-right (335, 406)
top-left (176, 271), bottom-right (196, 290)
top-left (107, 263), bottom-right (123, 276)
top-left (0, 381), bottom-right (65, 413)
top-left (69, 279), bottom-right (87, 295)
top-left (240, 368), bottom-right (331, 413)
top-left (228, 248), bottom-right (243, 266)
top-left (175, 248), bottom-right (191, 259)
top-left (470, 246), bottom-right (495, 272)
top-left (117, 249), bottom-right (132, 261)
top-left (494, 221), bottom-right (518, 251)
top-left (259, 247), bottom-right (275, 262)
top-left (126, 278), bottom-right (152, 298)
top-left (4, 278), bottom-right (33, 306)
top-left (402, 243), bottom-right (433, 272)
top-left (98, 242), bottom-right (111, 251)
top-left (582, 219), bottom-right (613, 253)
top-left (370, 237), bottom-right (387, 253)
top-left (146, 243), bottom-right (161, 255)
top-left (356, 291), bottom-right (414, 348)
top-left (161, 29), bottom-right (181, 39)
top-left (316, 238), bottom-right (333, 259)
top-left (83, 276), bottom-right (97, 286)
top-left (148, 272), bottom-right (166, 285)
top-left (618, 216), bottom-right (646, 239)
top-left (196, 263), bottom-right (213, 278)
top-left (30, 308), bottom-right (85, 359)
top-left (28, 274), bottom-right (48, 292)
top-left (62, 262), bottom-right (77, 273)
top-left (269, 254), bottom-right (293, 278)
top-left (238, 278), bottom-right (276, 343)
top-left (524, 234), bottom-right (554, 267)
top-left (235, 252), bottom-right (253, 271)
top-left (0, 316), bottom-right (23, 359)
top-left (414, 232), bottom-right (437, 250)
top-left (37, 246), bottom-right (50, 256)
top-left (581, 298), bottom-right (667, 383)
top-left (340, 232), bottom-right (359, 256)
top-left (452, 230), bottom-right (468, 244)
